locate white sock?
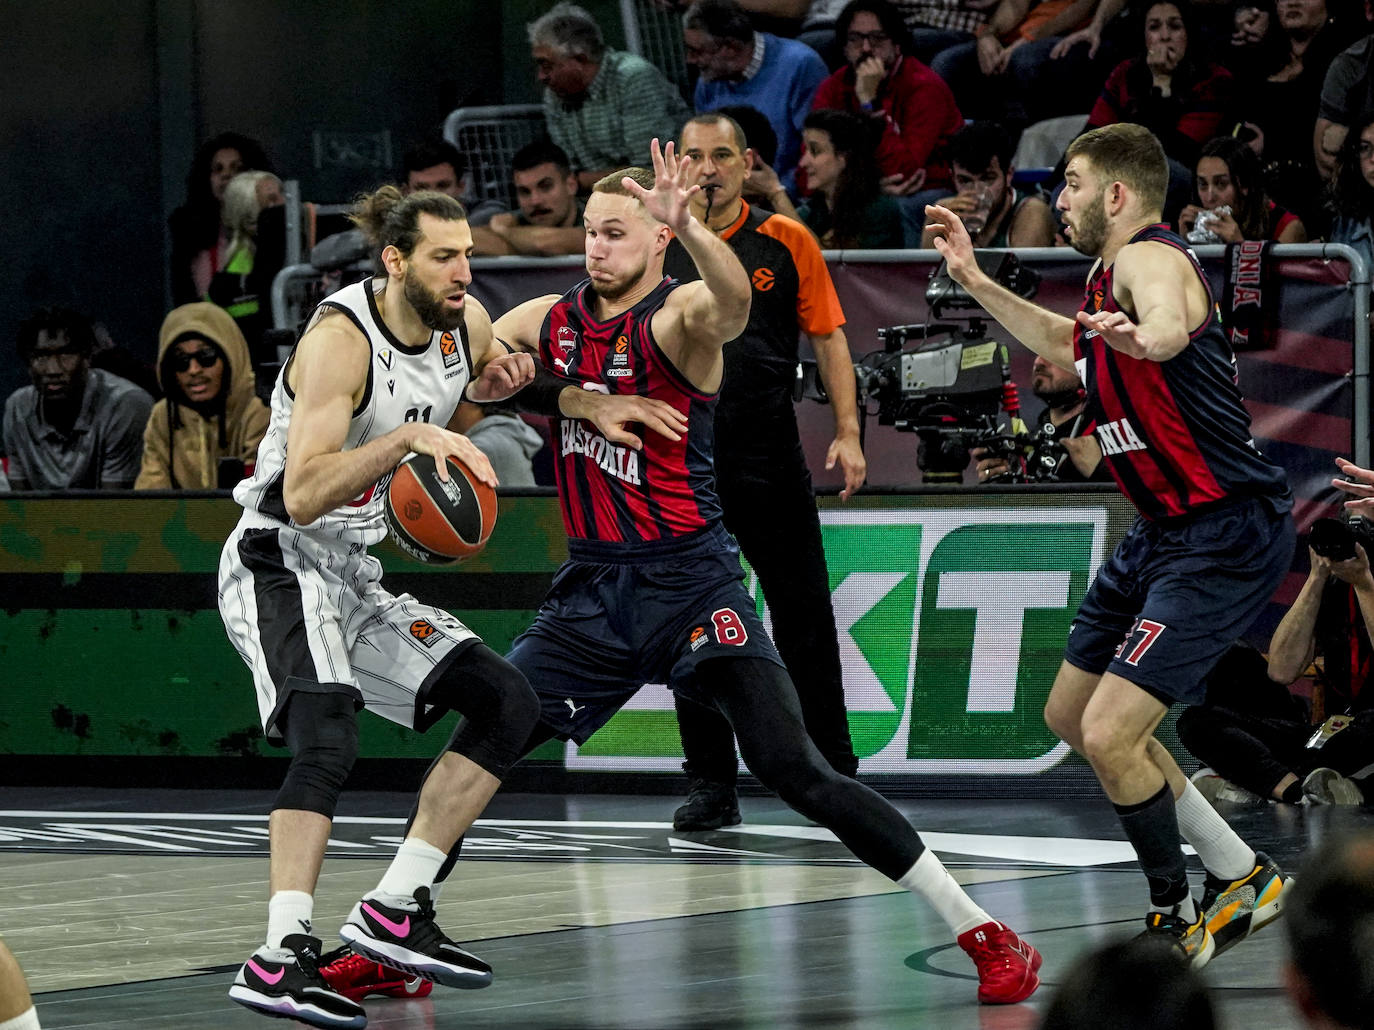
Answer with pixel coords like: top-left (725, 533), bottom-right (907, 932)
top-left (1175, 780), bottom-right (1256, 880)
top-left (373, 838), bottom-right (447, 901)
top-left (266, 889), bottom-right (315, 950)
top-left (1149, 892), bottom-right (1198, 924)
top-left (898, 849), bottom-right (991, 937)
top-left (0, 1006), bottom-right (41, 1030)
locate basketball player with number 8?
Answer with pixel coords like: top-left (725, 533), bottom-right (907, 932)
top-left (218, 184), bottom-right (542, 1028)
top-left (433, 138), bottom-right (1044, 1005)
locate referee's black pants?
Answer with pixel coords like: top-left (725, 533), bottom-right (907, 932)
top-left (674, 444), bottom-right (859, 783)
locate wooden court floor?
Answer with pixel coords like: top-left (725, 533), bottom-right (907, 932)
top-left (1, 786), bottom-right (1366, 1029)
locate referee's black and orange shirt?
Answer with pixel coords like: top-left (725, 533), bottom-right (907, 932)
top-left (663, 201), bottom-right (844, 429)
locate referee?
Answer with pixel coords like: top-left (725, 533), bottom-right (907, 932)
top-left (664, 111), bottom-right (864, 829)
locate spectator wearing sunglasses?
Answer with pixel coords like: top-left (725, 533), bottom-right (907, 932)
top-left (135, 303), bottom-right (268, 490)
top-left (4, 307), bottom-right (153, 491)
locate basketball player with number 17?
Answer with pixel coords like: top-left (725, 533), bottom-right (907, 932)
top-left (927, 123), bottom-right (1295, 966)
top-left (218, 185), bottom-right (542, 1028)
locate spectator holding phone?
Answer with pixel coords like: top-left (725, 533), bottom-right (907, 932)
top-left (135, 303), bottom-right (268, 490)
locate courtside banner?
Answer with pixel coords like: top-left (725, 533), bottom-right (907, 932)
top-left (568, 501), bottom-right (1124, 774)
top-left (0, 492), bottom-right (1141, 778)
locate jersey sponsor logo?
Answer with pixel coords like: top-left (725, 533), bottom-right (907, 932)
top-left (439, 331), bottom-right (462, 370)
top-left (410, 619), bottom-right (439, 646)
top-left (564, 698), bottom-right (585, 716)
top-left (555, 326), bottom-right (579, 374)
top-left (1095, 417), bottom-right (1146, 456)
top-left (606, 368), bottom-right (634, 378)
top-left (377, 349), bottom-right (394, 370)
top-left (559, 420), bottom-right (642, 485)
top-left (752, 267), bottom-right (775, 292)
top-left (387, 378), bottom-right (396, 394)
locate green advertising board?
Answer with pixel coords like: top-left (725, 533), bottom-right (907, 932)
top-left (0, 491), bottom-right (1138, 782)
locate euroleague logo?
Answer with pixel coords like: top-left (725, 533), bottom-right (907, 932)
top-left (752, 267), bottom-right (775, 292)
top-left (439, 331), bottom-right (461, 369)
top-left (1090, 288), bottom-right (1105, 312)
top-left (410, 619), bottom-right (439, 647)
top-left (403, 499), bottom-right (423, 521)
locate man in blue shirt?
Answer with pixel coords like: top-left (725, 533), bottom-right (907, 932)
top-left (684, 0), bottom-right (829, 185)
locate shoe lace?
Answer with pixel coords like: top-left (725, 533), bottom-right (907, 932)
top-left (965, 932), bottom-right (1014, 968)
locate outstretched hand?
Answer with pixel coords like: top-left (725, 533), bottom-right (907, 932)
top-left (1075, 309), bottom-right (1151, 359)
top-left (924, 203), bottom-right (978, 283)
top-left (620, 138), bottom-right (698, 234)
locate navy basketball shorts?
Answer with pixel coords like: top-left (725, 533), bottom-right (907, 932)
top-left (506, 523), bottom-right (785, 743)
top-left (1064, 497), bottom-right (1295, 706)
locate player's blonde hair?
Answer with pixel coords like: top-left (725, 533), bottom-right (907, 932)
top-left (592, 167), bottom-right (655, 197)
top-left (1065, 124), bottom-right (1168, 216)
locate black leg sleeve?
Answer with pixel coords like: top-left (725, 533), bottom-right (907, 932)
top-left (702, 656), bottom-right (923, 880)
top-left (672, 691), bottom-right (740, 785)
top-left (717, 456), bottom-right (858, 775)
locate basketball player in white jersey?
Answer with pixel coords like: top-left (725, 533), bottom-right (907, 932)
top-left (218, 185), bottom-right (541, 1029)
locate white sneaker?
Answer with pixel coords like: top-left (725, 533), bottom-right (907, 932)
top-left (1302, 767), bottom-right (1364, 805)
top-left (1191, 768), bottom-right (1263, 806)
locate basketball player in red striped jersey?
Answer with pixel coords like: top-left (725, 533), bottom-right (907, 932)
top-left (480, 138), bottom-right (1042, 1005)
top-left (927, 123), bottom-right (1295, 966)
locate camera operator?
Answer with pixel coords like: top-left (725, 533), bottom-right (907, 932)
top-left (972, 356), bottom-right (1110, 484)
top-left (1177, 520), bottom-right (1374, 807)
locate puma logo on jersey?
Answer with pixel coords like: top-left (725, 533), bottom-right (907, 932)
top-left (560, 421), bottom-right (642, 485)
top-left (564, 698), bottom-right (585, 716)
top-left (1096, 417), bottom-right (1147, 455)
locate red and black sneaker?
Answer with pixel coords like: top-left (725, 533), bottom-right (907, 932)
top-left (957, 921), bottom-right (1043, 1004)
top-left (320, 946), bottom-right (434, 1002)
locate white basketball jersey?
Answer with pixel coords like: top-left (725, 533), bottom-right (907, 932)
top-left (234, 277), bottom-right (474, 546)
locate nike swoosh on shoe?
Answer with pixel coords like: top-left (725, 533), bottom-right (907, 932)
top-left (362, 903), bottom-right (411, 937)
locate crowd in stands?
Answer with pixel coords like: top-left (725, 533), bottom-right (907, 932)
top-left (6, 0), bottom-right (1374, 495)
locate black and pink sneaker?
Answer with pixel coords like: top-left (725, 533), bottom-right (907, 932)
top-left (229, 933), bottom-right (366, 1028)
top-left (340, 886), bottom-right (492, 989)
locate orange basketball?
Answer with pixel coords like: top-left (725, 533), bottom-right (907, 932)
top-left (384, 454), bottom-right (497, 564)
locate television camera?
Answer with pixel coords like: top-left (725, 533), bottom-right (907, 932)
top-left (800, 251), bottom-right (1068, 483)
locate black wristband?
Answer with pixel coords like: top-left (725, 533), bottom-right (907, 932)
top-left (511, 364), bottom-right (579, 415)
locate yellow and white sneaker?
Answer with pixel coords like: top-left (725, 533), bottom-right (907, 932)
top-left (1140, 904), bottom-right (1215, 968)
top-left (1200, 852), bottom-right (1291, 957)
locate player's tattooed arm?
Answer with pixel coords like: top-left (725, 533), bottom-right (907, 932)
top-left (461, 295), bottom-right (536, 404)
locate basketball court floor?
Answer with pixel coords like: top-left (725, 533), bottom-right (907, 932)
top-left (3, 785), bottom-right (1365, 1029)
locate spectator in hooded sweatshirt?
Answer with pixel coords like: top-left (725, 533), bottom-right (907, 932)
top-left (135, 302), bottom-right (269, 490)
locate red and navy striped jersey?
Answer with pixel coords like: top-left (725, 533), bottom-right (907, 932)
top-left (1072, 223), bottom-right (1290, 521)
top-left (540, 276), bottom-right (723, 547)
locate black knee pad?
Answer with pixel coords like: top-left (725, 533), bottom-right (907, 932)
top-left (430, 644), bottom-right (541, 779)
top-left (274, 688), bottom-right (360, 818)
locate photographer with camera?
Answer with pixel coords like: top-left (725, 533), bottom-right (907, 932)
top-left (1179, 509), bottom-right (1374, 807)
top-left (972, 355), bottom-right (1110, 483)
